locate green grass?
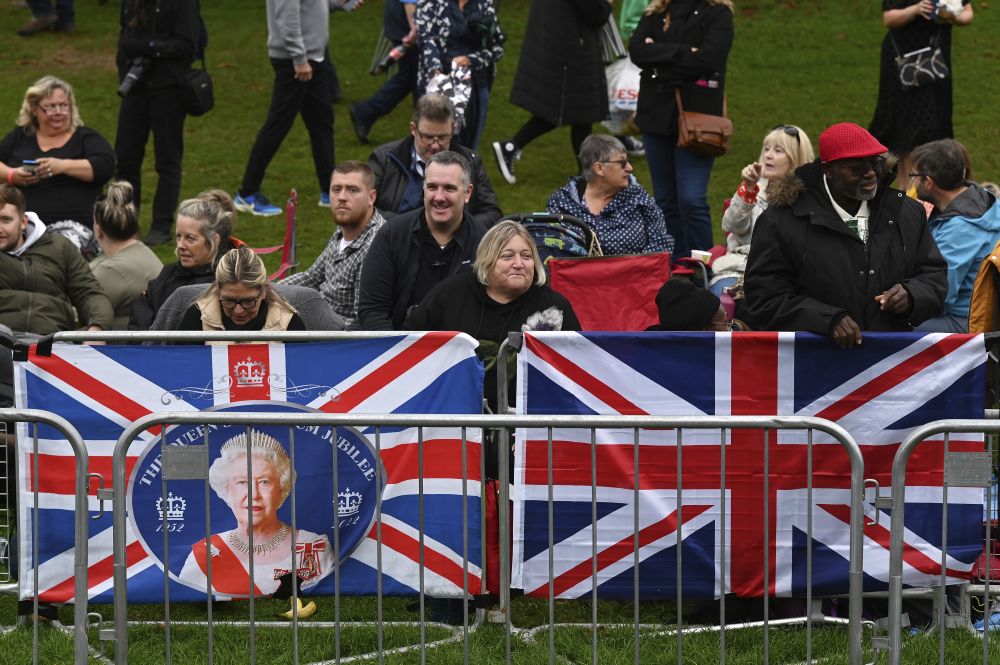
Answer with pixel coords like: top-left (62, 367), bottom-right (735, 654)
top-left (2, 0), bottom-right (998, 271)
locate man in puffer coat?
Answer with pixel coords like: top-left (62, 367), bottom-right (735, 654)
top-left (0, 184), bottom-right (112, 336)
top-left (744, 123), bottom-right (946, 348)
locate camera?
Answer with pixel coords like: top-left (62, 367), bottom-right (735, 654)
top-left (117, 57), bottom-right (150, 98)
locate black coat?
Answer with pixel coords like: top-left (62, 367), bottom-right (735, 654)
top-left (368, 137), bottom-right (502, 228)
top-left (743, 160), bottom-right (947, 334)
top-left (628, 0), bottom-right (733, 137)
top-left (508, 0), bottom-right (611, 126)
top-left (356, 207), bottom-right (487, 331)
top-left (129, 261), bottom-right (214, 330)
top-left (117, 0), bottom-right (200, 90)
top-left (404, 270), bottom-right (580, 409)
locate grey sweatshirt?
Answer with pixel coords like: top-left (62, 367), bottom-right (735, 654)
top-left (267, 0), bottom-right (344, 64)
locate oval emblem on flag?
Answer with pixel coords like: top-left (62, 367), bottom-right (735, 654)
top-left (127, 402), bottom-right (383, 598)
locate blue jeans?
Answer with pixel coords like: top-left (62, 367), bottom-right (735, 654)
top-left (27, 0), bottom-right (73, 24)
top-left (643, 132), bottom-right (715, 260)
top-left (352, 46), bottom-right (418, 129)
top-left (914, 312), bottom-right (968, 333)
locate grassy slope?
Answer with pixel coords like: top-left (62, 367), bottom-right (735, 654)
top-left (1, 0), bottom-right (997, 270)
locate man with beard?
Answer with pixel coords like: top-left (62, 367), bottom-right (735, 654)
top-left (357, 150), bottom-right (486, 330)
top-left (280, 161), bottom-right (386, 328)
top-left (744, 122), bottom-right (946, 348)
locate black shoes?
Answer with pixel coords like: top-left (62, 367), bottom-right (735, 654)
top-left (143, 226), bottom-right (173, 246)
top-left (348, 104), bottom-right (370, 144)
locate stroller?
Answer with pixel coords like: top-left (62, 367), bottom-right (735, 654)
top-left (500, 213), bottom-right (602, 271)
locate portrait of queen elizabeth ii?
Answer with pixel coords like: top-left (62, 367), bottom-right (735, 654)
top-left (177, 429), bottom-right (334, 598)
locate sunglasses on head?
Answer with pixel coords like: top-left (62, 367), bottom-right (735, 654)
top-left (771, 125), bottom-right (801, 143)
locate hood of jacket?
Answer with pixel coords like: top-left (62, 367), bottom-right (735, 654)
top-left (6, 212), bottom-right (46, 257)
top-left (933, 182), bottom-right (1000, 231)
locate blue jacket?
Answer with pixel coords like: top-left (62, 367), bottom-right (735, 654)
top-left (929, 182), bottom-right (1000, 318)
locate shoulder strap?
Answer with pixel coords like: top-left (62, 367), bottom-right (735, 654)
top-left (674, 87), bottom-right (728, 118)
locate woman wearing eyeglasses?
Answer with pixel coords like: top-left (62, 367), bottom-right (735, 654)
top-left (710, 124), bottom-right (814, 296)
top-left (179, 245), bottom-right (305, 332)
top-left (0, 76), bottom-right (115, 230)
top-left (546, 134), bottom-right (674, 256)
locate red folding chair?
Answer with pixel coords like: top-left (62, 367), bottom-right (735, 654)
top-left (253, 189), bottom-right (298, 281)
top-left (548, 252), bottom-right (671, 331)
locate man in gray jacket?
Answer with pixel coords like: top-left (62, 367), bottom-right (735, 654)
top-left (234, 0), bottom-right (358, 217)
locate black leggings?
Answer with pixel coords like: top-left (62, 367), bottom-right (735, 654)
top-left (512, 115), bottom-right (591, 158)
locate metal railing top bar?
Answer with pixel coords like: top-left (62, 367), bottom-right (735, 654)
top-left (0, 408), bottom-right (90, 664)
top-left (35, 330), bottom-right (431, 345)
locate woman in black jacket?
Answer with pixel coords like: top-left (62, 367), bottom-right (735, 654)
top-left (114, 0), bottom-right (201, 246)
top-left (490, 0), bottom-right (611, 185)
top-left (628, 0), bottom-right (733, 260)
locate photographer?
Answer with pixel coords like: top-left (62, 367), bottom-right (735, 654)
top-left (114, 0), bottom-right (201, 246)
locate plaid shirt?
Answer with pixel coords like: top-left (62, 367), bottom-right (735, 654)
top-left (281, 210), bottom-right (387, 326)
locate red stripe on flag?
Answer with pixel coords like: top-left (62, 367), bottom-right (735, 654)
top-left (28, 347), bottom-right (160, 435)
top-left (28, 454), bottom-right (139, 495)
top-left (524, 336), bottom-right (647, 415)
top-left (321, 332), bottom-right (459, 413)
top-left (729, 332), bottom-right (780, 598)
top-left (380, 439), bottom-right (482, 485)
top-left (40, 540), bottom-right (149, 602)
top-left (816, 335), bottom-right (972, 422)
top-left (523, 440), bottom-right (721, 490)
top-left (530, 504), bottom-right (712, 598)
top-left (819, 504), bottom-right (971, 580)
top-left (371, 522), bottom-right (481, 592)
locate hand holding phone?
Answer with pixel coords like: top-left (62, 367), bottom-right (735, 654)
top-left (22, 159), bottom-right (38, 175)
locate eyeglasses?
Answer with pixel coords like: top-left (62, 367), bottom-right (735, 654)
top-left (219, 292), bottom-right (262, 311)
top-left (908, 172), bottom-right (926, 180)
top-left (414, 129), bottom-right (452, 145)
top-left (771, 125), bottom-right (801, 143)
top-left (840, 156), bottom-right (886, 178)
top-left (601, 158), bottom-right (630, 169)
top-left (38, 102), bottom-right (70, 115)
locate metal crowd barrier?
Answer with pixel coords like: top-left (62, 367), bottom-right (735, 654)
top-left (885, 419), bottom-right (1000, 665)
top-left (109, 411), bottom-right (490, 665)
top-left (0, 408), bottom-right (91, 665)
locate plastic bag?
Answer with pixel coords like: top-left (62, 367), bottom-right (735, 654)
top-left (426, 65), bottom-right (473, 134)
top-left (602, 57), bottom-right (640, 135)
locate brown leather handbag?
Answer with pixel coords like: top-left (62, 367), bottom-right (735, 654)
top-left (675, 88), bottom-right (733, 158)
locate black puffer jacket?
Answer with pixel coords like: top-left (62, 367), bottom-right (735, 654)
top-left (744, 159), bottom-right (947, 334)
top-left (628, 0), bottom-right (733, 137)
top-left (368, 137), bottom-right (502, 227)
top-left (508, 0), bottom-right (611, 126)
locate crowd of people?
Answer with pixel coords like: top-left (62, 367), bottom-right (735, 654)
top-left (1, 0), bottom-right (997, 350)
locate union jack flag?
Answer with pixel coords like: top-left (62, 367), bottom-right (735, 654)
top-left (512, 332), bottom-right (987, 599)
top-left (14, 333), bottom-right (484, 603)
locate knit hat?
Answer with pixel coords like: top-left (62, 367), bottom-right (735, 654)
top-left (818, 123), bottom-right (888, 163)
top-left (647, 279), bottom-right (721, 331)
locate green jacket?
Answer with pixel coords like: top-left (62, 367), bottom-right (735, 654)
top-left (0, 225), bottom-right (113, 335)
top-left (619, 0), bottom-right (647, 42)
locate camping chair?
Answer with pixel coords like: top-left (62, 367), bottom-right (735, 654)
top-left (253, 189), bottom-right (298, 281)
top-left (548, 252), bottom-right (671, 331)
top-left (500, 212), bottom-right (602, 271)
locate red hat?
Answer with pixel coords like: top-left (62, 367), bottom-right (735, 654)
top-left (818, 123), bottom-right (888, 162)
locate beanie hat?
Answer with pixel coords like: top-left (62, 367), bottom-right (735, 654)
top-left (819, 123), bottom-right (888, 162)
top-left (647, 279), bottom-right (721, 331)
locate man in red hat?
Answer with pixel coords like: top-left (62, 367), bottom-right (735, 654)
top-left (743, 122), bottom-right (946, 347)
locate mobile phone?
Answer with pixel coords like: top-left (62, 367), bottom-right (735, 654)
top-left (22, 159), bottom-right (38, 174)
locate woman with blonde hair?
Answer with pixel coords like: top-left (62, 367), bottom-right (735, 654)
top-left (90, 181), bottom-right (163, 329)
top-left (0, 75), bottom-right (115, 229)
top-left (179, 245), bottom-right (305, 331)
top-left (710, 124), bottom-right (815, 296)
